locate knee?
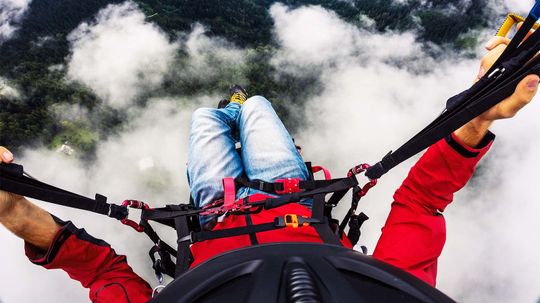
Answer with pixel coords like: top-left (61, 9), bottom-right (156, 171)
top-left (191, 108), bottom-right (216, 124)
top-left (242, 95), bottom-right (272, 113)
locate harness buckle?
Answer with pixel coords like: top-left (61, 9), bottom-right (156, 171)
top-left (120, 200), bottom-right (150, 232)
top-left (284, 214), bottom-right (300, 228)
top-left (275, 178), bottom-right (302, 194)
top-left (275, 214), bottom-right (314, 228)
top-left (122, 199), bottom-right (149, 209)
top-left (121, 218), bottom-right (145, 232)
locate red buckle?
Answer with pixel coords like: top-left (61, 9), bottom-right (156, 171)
top-left (121, 218), bottom-right (145, 232)
top-left (122, 199), bottom-right (149, 209)
top-left (120, 200), bottom-right (150, 232)
top-left (275, 178), bottom-right (302, 194)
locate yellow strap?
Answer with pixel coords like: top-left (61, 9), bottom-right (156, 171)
top-left (497, 13), bottom-right (540, 37)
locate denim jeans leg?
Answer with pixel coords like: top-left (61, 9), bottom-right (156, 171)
top-left (187, 103), bottom-right (244, 209)
top-left (238, 96), bottom-right (309, 197)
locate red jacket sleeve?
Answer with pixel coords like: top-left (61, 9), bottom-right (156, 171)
top-left (25, 217), bottom-right (152, 303)
top-left (373, 132), bottom-right (495, 286)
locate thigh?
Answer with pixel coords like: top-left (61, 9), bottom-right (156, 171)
top-left (188, 106), bottom-right (243, 208)
top-left (238, 96), bottom-right (309, 183)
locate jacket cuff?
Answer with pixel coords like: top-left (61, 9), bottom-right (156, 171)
top-left (445, 131), bottom-right (495, 158)
top-left (25, 216), bottom-right (76, 266)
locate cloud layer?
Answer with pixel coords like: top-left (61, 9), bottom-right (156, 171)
top-left (0, 0), bottom-right (31, 43)
top-left (1, 1), bottom-right (539, 303)
top-left (0, 77), bottom-right (20, 99)
top-left (66, 1), bottom-right (178, 108)
top-left (271, 4), bottom-right (540, 303)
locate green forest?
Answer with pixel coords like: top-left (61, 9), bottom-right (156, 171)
top-left (0, 0), bottom-right (492, 156)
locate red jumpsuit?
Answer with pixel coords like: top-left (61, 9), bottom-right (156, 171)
top-left (24, 133), bottom-right (494, 302)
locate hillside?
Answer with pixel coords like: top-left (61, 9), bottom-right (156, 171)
top-left (0, 0), bottom-right (491, 154)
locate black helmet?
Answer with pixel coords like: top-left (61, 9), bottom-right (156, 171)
top-left (150, 243), bottom-right (455, 303)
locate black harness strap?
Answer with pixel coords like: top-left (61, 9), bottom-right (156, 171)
top-left (366, 10), bottom-right (540, 180)
top-left (144, 221), bottom-right (177, 279)
top-left (311, 193), bottom-right (342, 246)
top-left (174, 213), bottom-right (192, 277)
top-left (0, 163), bottom-right (127, 220)
top-left (141, 206), bottom-right (201, 221)
top-left (191, 222), bottom-right (280, 243)
top-left (263, 177), bottom-right (358, 210)
top-left (243, 198), bottom-right (259, 245)
top-left (235, 177), bottom-right (347, 194)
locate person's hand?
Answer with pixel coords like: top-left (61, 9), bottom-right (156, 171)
top-left (0, 146), bottom-right (23, 218)
top-left (455, 34), bottom-right (540, 147)
top-left (476, 34), bottom-right (540, 121)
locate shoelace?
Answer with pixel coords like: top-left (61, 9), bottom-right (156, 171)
top-left (230, 92), bottom-right (247, 104)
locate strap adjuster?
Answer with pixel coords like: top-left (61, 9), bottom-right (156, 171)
top-left (275, 178), bottom-right (302, 194)
top-left (275, 214), bottom-right (316, 228)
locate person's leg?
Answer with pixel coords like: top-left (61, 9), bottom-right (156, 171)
top-left (187, 103), bottom-right (243, 208)
top-left (238, 96), bottom-right (309, 194)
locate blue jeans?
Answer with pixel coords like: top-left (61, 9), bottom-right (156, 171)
top-left (187, 96), bottom-right (309, 216)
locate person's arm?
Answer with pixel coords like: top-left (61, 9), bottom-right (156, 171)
top-left (0, 148), bottom-right (152, 302)
top-left (372, 130), bottom-right (494, 286)
top-left (0, 148), bottom-right (61, 250)
top-left (373, 36), bottom-right (539, 286)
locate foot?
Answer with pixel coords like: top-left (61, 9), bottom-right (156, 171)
top-left (229, 85), bottom-right (248, 105)
top-left (217, 98), bottom-right (230, 109)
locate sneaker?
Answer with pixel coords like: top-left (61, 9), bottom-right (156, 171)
top-left (229, 85), bottom-right (248, 105)
top-left (217, 98), bottom-right (230, 109)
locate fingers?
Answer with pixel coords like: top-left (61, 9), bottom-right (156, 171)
top-left (484, 36), bottom-right (511, 51)
top-left (496, 74), bottom-right (540, 119)
top-left (477, 37), bottom-right (512, 80)
top-left (0, 147), bottom-right (14, 163)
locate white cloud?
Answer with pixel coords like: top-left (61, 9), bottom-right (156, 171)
top-left (0, 97), bottom-right (205, 302)
top-left (501, 0), bottom-right (535, 13)
top-left (0, 77), bottom-right (20, 99)
top-left (66, 1), bottom-right (178, 108)
top-left (3, 2), bottom-right (540, 303)
top-left (173, 23), bottom-right (248, 86)
top-left (270, 3), bottom-right (422, 72)
top-left (271, 4), bottom-right (540, 302)
top-left (0, 0), bottom-right (31, 43)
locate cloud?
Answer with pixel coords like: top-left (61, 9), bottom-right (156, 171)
top-left (3, 2), bottom-right (540, 303)
top-left (501, 0), bottom-right (535, 13)
top-left (270, 3), bottom-right (540, 302)
top-left (0, 97), bottom-right (206, 302)
top-left (0, 0), bottom-right (31, 43)
top-left (270, 3), bottom-right (420, 69)
top-left (171, 23), bottom-right (248, 87)
top-left (0, 77), bottom-right (21, 99)
top-left (66, 1), bottom-right (178, 108)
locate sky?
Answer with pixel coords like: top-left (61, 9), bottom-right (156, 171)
top-left (0, 1), bottom-right (539, 302)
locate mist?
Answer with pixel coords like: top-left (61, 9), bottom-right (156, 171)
top-left (66, 1), bottom-right (178, 108)
top-left (1, 1), bottom-right (539, 302)
top-left (0, 0), bottom-right (31, 43)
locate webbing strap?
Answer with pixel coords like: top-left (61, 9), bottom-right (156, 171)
top-left (263, 177), bottom-right (358, 210)
top-left (174, 214), bottom-right (191, 277)
top-left (311, 194), bottom-right (342, 246)
top-left (0, 163), bottom-right (127, 220)
top-left (191, 222), bottom-right (280, 242)
top-left (365, 8), bottom-right (540, 180)
top-left (222, 177), bottom-right (236, 207)
top-left (142, 221), bottom-right (177, 278)
top-left (312, 165), bottom-right (332, 180)
top-left (243, 198), bottom-right (259, 245)
top-left (235, 177), bottom-right (349, 194)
